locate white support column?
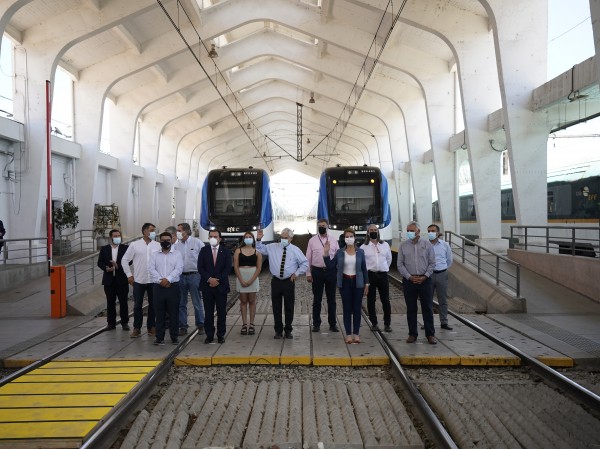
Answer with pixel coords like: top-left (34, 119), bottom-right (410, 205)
top-left (484, 0), bottom-right (550, 236)
top-left (408, 161), bottom-right (434, 227)
top-left (394, 168), bottom-right (411, 238)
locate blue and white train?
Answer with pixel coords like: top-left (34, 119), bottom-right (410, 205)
top-left (317, 165), bottom-right (392, 244)
top-left (200, 168), bottom-right (274, 247)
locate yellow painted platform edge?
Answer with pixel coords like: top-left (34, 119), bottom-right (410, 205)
top-left (351, 356), bottom-right (390, 366)
top-left (313, 356), bottom-right (352, 366)
top-left (400, 356), bottom-right (461, 366)
top-left (211, 356), bottom-right (250, 365)
top-left (537, 356), bottom-right (574, 367)
top-left (280, 355), bottom-right (311, 365)
top-left (45, 360), bottom-right (161, 366)
top-left (460, 356), bottom-right (521, 366)
top-left (2, 360), bottom-right (36, 368)
top-left (174, 357), bottom-right (212, 366)
top-left (249, 356), bottom-right (281, 365)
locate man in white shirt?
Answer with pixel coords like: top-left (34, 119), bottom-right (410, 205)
top-left (148, 231), bottom-right (183, 345)
top-left (427, 224), bottom-right (454, 330)
top-left (175, 222), bottom-right (205, 335)
top-left (122, 223), bottom-right (161, 338)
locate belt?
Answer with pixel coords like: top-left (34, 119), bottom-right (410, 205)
top-left (182, 271), bottom-right (198, 275)
top-left (368, 270), bottom-right (388, 274)
top-left (343, 274), bottom-right (356, 279)
top-left (433, 269), bottom-right (447, 274)
top-left (410, 274), bottom-right (425, 277)
top-left (311, 265), bottom-right (327, 271)
top-left (273, 276), bottom-right (291, 281)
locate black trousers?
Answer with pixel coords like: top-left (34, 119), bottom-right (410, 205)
top-left (366, 271), bottom-right (391, 326)
top-left (104, 282), bottom-right (129, 326)
top-left (311, 267), bottom-right (337, 327)
top-left (153, 282), bottom-right (180, 342)
top-left (271, 277), bottom-right (295, 333)
top-left (202, 287), bottom-right (227, 339)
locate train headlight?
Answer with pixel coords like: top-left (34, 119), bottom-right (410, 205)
top-left (252, 226), bottom-right (257, 230)
top-left (332, 225), bottom-right (337, 229)
top-left (333, 179), bottom-right (337, 184)
top-left (370, 179), bottom-right (375, 184)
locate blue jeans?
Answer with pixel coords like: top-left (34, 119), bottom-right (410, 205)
top-left (340, 277), bottom-right (363, 335)
top-left (132, 282), bottom-right (155, 331)
top-left (178, 273), bottom-right (204, 329)
top-left (403, 277), bottom-right (434, 337)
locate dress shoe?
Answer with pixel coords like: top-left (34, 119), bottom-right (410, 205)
top-left (121, 324), bottom-right (130, 331)
top-left (284, 332), bottom-right (293, 339)
top-left (406, 335), bottom-right (417, 343)
top-left (204, 337), bottom-right (214, 344)
top-left (179, 328), bottom-right (187, 336)
top-left (218, 336), bottom-right (225, 344)
top-left (370, 324), bottom-right (380, 331)
top-left (130, 328), bottom-right (141, 338)
top-left (329, 325), bottom-right (339, 332)
top-left (105, 324), bottom-right (116, 330)
top-left (197, 325), bottom-right (205, 335)
top-left (148, 327), bottom-right (156, 336)
top-left (384, 325), bottom-right (392, 333)
top-left (441, 324), bottom-right (453, 330)
top-left (274, 333), bottom-right (283, 339)
top-left (171, 338), bottom-right (178, 345)
top-left (311, 325), bottom-right (320, 332)
top-left (153, 339), bottom-right (165, 346)
top-left (427, 336), bottom-right (438, 345)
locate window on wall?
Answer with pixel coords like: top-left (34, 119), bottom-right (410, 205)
top-left (133, 118), bottom-right (140, 165)
top-left (100, 98), bottom-right (113, 154)
top-left (0, 35), bottom-right (13, 118)
top-left (51, 66), bottom-right (74, 140)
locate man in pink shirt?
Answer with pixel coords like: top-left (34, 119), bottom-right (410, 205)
top-left (305, 218), bottom-right (340, 332)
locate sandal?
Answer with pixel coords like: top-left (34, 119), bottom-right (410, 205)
top-left (248, 324), bottom-right (255, 335)
top-left (241, 324), bottom-right (248, 335)
top-left (345, 335), bottom-right (353, 344)
top-left (353, 335), bottom-right (361, 344)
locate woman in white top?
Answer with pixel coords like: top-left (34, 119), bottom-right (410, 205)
top-left (233, 231), bottom-right (262, 335)
top-left (324, 228), bottom-right (369, 344)
top-left (362, 224), bottom-right (393, 332)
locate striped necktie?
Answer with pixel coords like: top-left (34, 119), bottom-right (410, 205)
top-left (279, 247), bottom-right (287, 278)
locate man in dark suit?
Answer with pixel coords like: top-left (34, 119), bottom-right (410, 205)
top-left (197, 228), bottom-right (232, 344)
top-left (97, 229), bottom-right (130, 330)
top-left (0, 219), bottom-right (5, 253)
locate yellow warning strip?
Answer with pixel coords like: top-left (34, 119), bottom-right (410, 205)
top-left (537, 356), bottom-right (574, 367)
top-left (2, 360), bottom-right (36, 368)
top-left (460, 355), bottom-right (520, 366)
top-left (313, 356), bottom-right (352, 366)
top-left (13, 374), bottom-right (146, 383)
top-left (30, 366), bottom-right (157, 375)
top-left (0, 382), bottom-right (138, 395)
top-left (351, 356), bottom-right (390, 366)
top-left (174, 356), bottom-right (212, 366)
top-left (399, 355), bottom-right (461, 366)
top-left (0, 407), bottom-right (112, 422)
top-left (249, 355), bottom-right (281, 365)
top-left (0, 394), bottom-right (124, 408)
top-left (280, 355), bottom-right (311, 365)
top-left (44, 360), bottom-right (160, 368)
top-left (212, 355), bottom-right (250, 365)
top-left (0, 421), bottom-right (97, 439)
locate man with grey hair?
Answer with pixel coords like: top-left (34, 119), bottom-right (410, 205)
top-left (165, 226), bottom-right (177, 244)
top-left (397, 220), bottom-right (437, 344)
top-left (175, 222), bottom-right (205, 335)
top-left (256, 227), bottom-right (308, 339)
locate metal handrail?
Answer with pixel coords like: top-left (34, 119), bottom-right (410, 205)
top-left (445, 231), bottom-right (521, 298)
top-left (510, 225), bottom-right (600, 257)
top-left (0, 237), bottom-right (48, 265)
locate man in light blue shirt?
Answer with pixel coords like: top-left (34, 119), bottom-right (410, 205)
top-left (256, 227), bottom-right (308, 339)
top-left (427, 224), bottom-right (453, 330)
top-left (175, 222), bottom-right (205, 335)
top-left (148, 232), bottom-right (184, 345)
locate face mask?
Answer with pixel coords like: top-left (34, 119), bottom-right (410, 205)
top-left (148, 231), bottom-right (156, 240)
top-left (280, 238), bottom-right (289, 247)
top-left (318, 226), bottom-right (327, 235)
top-left (406, 231), bottom-right (416, 240)
top-left (112, 237), bottom-right (121, 245)
top-left (209, 237), bottom-right (218, 247)
top-left (369, 231), bottom-right (378, 240)
top-left (345, 237), bottom-right (355, 246)
top-left (176, 231), bottom-right (183, 240)
top-left (160, 240), bottom-right (171, 250)
top-left (428, 232), bottom-right (437, 241)
top-left (244, 238), bottom-right (253, 246)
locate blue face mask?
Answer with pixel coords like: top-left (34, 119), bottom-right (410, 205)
top-left (428, 232), bottom-right (437, 241)
top-left (148, 231), bottom-right (156, 240)
top-left (406, 231), bottom-right (416, 240)
top-left (244, 238), bottom-right (253, 246)
top-left (112, 237), bottom-right (121, 245)
top-left (280, 238), bottom-right (289, 247)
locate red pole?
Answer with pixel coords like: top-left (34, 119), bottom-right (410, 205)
top-left (46, 80), bottom-right (52, 272)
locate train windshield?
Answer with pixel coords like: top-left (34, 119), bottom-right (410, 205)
top-left (208, 171), bottom-right (261, 225)
top-left (330, 175), bottom-right (382, 223)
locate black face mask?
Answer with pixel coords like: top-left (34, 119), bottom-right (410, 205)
top-left (318, 226), bottom-right (327, 235)
top-left (160, 241), bottom-right (172, 250)
top-left (369, 231), bottom-right (378, 240)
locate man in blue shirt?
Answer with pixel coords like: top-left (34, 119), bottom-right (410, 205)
top-left (256, 228), bottom-right (308, 339)
top-left (427, 224), bottom-right (453, 330)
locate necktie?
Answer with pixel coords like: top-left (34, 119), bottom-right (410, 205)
top-left (279, 247), bottom-right (287, 278)
top-left (212, 247), bottom-right (217, 265)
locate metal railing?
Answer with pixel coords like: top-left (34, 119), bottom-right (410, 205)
top-left (0, 237), bottom-right (48, 265)
top-left (510, 225), bottom-right (600, 257)
top-left (53, 229), bottom-right (96, 257)
top-left (64, 235), bottom-right (142, 298)
top-left (445, 231), bottom-right (521, 298)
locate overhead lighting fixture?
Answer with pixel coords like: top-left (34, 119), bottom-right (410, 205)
top-left (306, 138), bottom-right (311, 144)
top-left (208, 43), bottom-right (218, 58)
top-left (247, 123), bottom-right (251, 130)
top-left (309, 92), bottom-right (315, 104)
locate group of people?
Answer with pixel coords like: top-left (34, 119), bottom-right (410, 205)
top-left (97, 223), bottom-right (232, 345)
top-left (97, 217), bottom-right (452, 347)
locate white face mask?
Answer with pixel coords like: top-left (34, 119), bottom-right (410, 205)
top-left (209, 237), bottom-right (218, 247)
top-left (345, 237), bottom-right (355, 246)
top-left (176, 231), bottom-right (184, 240)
